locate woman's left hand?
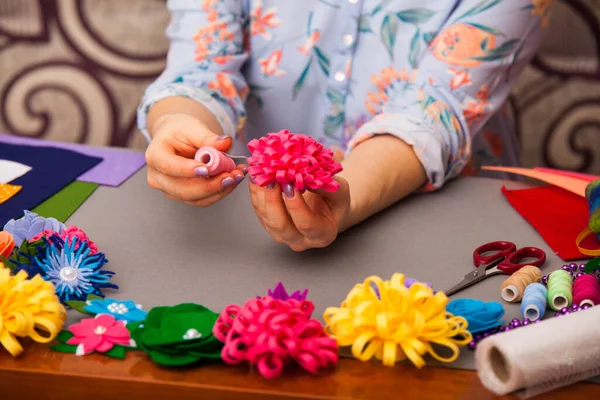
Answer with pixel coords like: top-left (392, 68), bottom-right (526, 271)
top-left (249, 177), bottom-right (351, 252)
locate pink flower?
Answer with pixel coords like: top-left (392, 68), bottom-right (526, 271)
top-left (67, 314), bottom-right (134, 355)
top-left (30, 225), bottom-right (99, 254)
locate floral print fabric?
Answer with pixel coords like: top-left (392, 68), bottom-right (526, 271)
top-left (138, 0), bottom-right (554, 189)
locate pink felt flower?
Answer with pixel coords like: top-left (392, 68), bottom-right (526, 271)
top-left (30, 225), bottom-right (99, 254)
top-left (67, 314), bottom-right (134, 355)
top-left (247, 130), bottom-right (343, 192)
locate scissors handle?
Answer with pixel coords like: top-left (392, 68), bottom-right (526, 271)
top-left (473, 241), bottom-right (517, 267)
top-left (497, 247), bottom-right (546, 274)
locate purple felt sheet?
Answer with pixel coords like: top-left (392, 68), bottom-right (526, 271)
top-left (0, 134), bottom-right (146, 187)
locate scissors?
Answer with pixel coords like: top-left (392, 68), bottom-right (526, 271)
top-left (444, 241), bottom-right (546, 297)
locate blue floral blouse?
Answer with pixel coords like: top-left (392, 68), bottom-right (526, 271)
top-left (138, 0), bottom-right (554, 190)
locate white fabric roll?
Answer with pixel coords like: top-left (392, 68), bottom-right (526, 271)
top-left (475, 306), bottom-right (600, 398)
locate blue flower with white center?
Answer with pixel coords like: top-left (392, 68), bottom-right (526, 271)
top-left (33, 234), bottom-right (118, 303)
top-left (84, 298), bottom-right (147, 322)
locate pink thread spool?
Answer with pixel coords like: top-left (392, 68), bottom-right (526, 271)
top-left (573, 274), bottom-right (600, 307)
top-left (194, 146), bottom-right (236, 176)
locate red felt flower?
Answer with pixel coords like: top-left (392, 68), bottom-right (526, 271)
top-left (247, 130), bottom-right (343, 192)
top-left (30, 225), bottom-right (99, 254)
top-left (213, 297), bottom-right (338, 379)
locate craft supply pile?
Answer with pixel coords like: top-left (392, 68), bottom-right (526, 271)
top-left (1, 130), bottom-right (600, 397)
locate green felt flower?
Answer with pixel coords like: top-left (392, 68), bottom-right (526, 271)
top-left (129, 303), bottom-right (223, 366)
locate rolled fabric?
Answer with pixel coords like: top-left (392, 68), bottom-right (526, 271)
top-left (194, 147), bottom-right (236, 176)
top-left (475, 306), bottom-right (600, 397)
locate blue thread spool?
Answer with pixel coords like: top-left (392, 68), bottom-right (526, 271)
top-left (521, 283), bottom-right (548, 321)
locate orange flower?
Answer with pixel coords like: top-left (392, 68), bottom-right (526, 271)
top-left (213, 55), bottom-right (234, 65)
top-left (462, 100), bottom-right (486, 125)
top-left (250, 0), bottom-right (281, 40)
top-left (207, 9), bottom-right (218, 22)
top-left (530, 0), bottom-right (556, 28)
top-left (208, 73), bottom-right (239, 104)
top-left (202, 0), bottom-right (219, 12)
top-left (476, 84), bottom-right (489, 104)
top-left (430, 23), bottom-right (496, 68)
top-left (447, 68), bottom-right (472, 90)
top-left (298, 31), bottom-right (321, 55)
top-left (258, 49), bottom-right (285, 77)
top-left (0, 232), bottom-right (15, 258)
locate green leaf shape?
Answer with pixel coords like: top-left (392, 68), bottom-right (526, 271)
top-left (422, 31), bottom-right (436, 45)
top-left (326, 89), bottom-right (346, 109)
top-left (358, 15), bottom-right (373, 33)
top-left (584, 257), bottom-right (600, 274)
top-left (396, 9), bottom-right (435, 24)
top-left (324, 113), bottom-right (345, 137)
top-left (86, 294), bottom-right (103, 301)
top-left (371, 0), bottom-right (394, 16)
top-left (55, 330), bottom-right (74, 344)
top-left (50, 344), bottom-right (77, 353)
top-left (469, 38), bottom-right (519, 62)
top-left (380, 14), bottom-right (400, 59)
top-left (150, 350), bottom-right (202, 366)
top-left (65, 300), bottom-right (94, 315)
top-left (105, 346), bottom-right (126, 359)
top-left (408, 28), bottom-right (421, 68)
top-left (4, 238), bottom-right (46, 269)
top-left (293, 58), bottom-right (312, 99)
top-left (464, 22), bottom-right (504, 37)
top-left (313, 47), bottom-right (330, 76)
top-left (456, 0), bottom-right (502, 21)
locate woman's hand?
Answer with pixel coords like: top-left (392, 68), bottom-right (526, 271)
top-left (249, 178), bottom-right (351, 252)
top-left (145, 113), bottom-right (247, 207)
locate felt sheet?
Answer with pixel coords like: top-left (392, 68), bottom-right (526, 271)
top-left (534, 168), bottom-right (600, 182)
top-left (0, 184), bottom-right (21, 204)
top-left (0, 143), bottom-right (102, 223)
top-left (482, 166), bottom-right (589, 197)
top-left (501, 185), bottom-right (600, 260)
top-left (31, 181), bottom-right (99, 223)
top-left (0, 160), bottom-right (32, 183)
top-left (0, 134), bottom-right (146, 187)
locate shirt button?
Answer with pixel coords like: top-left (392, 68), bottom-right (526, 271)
top-left (342, 34), bottom-right (354, 46)
top-left (334, 71), bottom-right (346, 82)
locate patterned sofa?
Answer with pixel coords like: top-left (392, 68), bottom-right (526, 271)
top-left (0, 0), bottom-right (598, 174)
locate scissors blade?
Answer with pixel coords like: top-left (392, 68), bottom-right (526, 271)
top-left (444, 268), bottom-right (492, 297)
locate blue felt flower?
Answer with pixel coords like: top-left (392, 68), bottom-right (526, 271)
top-left (33, 234), bottom-right (118, 303)
top-left (446, 299), bottom-right (505, 334)
top-left (84, 298), bottom-right (147, 322)
top-left (3, 210), bottom-right (66, 246)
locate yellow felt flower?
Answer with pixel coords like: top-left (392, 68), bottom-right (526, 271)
top-left (323, 273), bottom-right (471, 368)
top-left (0, 262), bottom-right (67, 356)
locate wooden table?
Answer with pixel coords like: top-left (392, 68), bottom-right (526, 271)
top-left (1, 171), bottom-right (599, 400)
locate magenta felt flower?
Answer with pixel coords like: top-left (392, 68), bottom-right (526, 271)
top-left (67, 314), bottom-right (134, 355)
top-left (30, 225), bottom-right (99, 254)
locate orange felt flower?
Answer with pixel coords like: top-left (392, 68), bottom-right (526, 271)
top-left (0, 231), bottom-right (15, 258)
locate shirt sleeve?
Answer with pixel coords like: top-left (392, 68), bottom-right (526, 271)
top-left (137, 0), bottom-right (249, 142)
top-left (348, 1), bottom-right (550, 191)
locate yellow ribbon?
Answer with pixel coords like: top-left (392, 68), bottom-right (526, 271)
top-left (0, 262), bottom-right (66, 356)
top-left (323, 273), bottom-right (471, 368)
top-left (576, 227), bottom-right (600, 257)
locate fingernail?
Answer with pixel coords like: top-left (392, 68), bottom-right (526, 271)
top-left (267, 183), bottom-right (275, 189)
top-left (195, 166), bottom-right (209, 177)
top-left (242, 167), bottom-right (248, 175)
top-left (216, 135), bottom-right (228, 141)
top-left (249, 176), bottom-right (256, 184)
top-left (234, 174), bottom-right (244, 183)
top-left (222, 177), bottom-right (235, 188)
top-left (284, 183), bottom-right (295, 198)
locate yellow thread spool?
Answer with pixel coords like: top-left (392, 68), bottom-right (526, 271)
top-left (500, 265), bottom-right (542, 302)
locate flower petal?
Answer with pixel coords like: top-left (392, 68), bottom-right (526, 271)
top-left (95, 339), bottom-right (115, 353)
top-left (95, 314), bottom-right (118, 327)
top-left (105, 324), bottom-right (130, 340)
top-left (69, 321), bottom-right (95, 337)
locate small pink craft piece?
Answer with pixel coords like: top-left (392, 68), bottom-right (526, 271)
top-left (67, 314), bottom-right (135, 355)
top-left (30, 225), bottom-right (99, 254)
top-left (247, 130), bottom-right (343, 192)
top-left (213, 297), bottom-right (339, 379)
top-left (194, 146), bottom-right (236, 176)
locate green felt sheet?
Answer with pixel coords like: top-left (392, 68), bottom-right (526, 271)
top-left (32, 181), bottom-right (98, 222)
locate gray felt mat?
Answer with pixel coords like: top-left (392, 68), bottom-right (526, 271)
top-left (65, 170), bottom-right (579, 372)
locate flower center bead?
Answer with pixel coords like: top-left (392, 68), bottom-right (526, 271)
top-left (183, 328), bottom-right (202, 340)
top-left (59, 266), bottom-right (78, 282)
top-left (107, 302), bottom-right (129, 314)
top-left (94, 325), bottom-right (107, 335)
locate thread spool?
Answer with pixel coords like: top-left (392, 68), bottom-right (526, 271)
top-left (194, 147), bottom-right (236, 176)
top-left (587, 180), bottom-right (600, 235)
top-left (572, 274), bottom-right (600, 307)
top-left (500, 265), bottom-right (542, 303)
top-left (547, 270), bottom-right (573, 311)
top-left (520, 283), bottom-right (547, 321)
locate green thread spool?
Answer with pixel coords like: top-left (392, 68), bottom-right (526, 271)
top-left (547, 270), bottom-right (573, 311)
top-left (586, 180), bottom-right (600, 235)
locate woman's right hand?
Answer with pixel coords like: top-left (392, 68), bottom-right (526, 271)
top-left (145, 113), bottom-right (247, 207)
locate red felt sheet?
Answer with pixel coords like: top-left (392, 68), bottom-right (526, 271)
top-left (501, 185), bottom-right (600, 261)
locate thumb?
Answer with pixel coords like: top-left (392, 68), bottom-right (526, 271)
top-left (204, 134), bottom-right (233, 153)
top-left (309, 176), bottom-right (349, 203)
